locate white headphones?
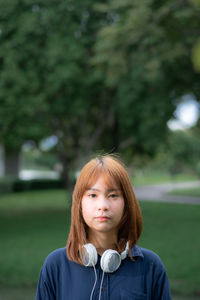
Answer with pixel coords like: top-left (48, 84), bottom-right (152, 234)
top-left (81, 242), bottom-right (129, 273)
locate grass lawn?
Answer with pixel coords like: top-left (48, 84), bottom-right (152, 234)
top-left (0, 189), bottom-right (200, 299)
top-left (169, 187), bottom-right (200, 197)
top-left (139, 201), bottom-right (200, 297)
top-left (132, 172), bottom-right (198, 186)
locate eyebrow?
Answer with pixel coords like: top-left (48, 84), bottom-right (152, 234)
top-left (87, 188), bottom-right (121, 192)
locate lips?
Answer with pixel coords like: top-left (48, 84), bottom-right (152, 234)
top-left (95, 216), bottom-right (110, 221)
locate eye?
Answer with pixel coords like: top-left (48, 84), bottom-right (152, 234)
top-left (88, 193), bottom-right (97, 198)
top-left (109, 193), bottom-right (118, 198)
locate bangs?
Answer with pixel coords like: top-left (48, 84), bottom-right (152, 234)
top-left (74, 157), bottom-right (123, 200)
top-left (86, 171), bottom-right (121, 191)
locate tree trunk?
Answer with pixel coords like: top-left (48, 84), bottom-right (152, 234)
top-left (4, 146), bottom-right (22, 178)
top-left (0, 144), bottom-right (5, 177)
top-left (59, 154), bottom-right (75, 195)
top-left (112, 110), bottom-right (119, 152)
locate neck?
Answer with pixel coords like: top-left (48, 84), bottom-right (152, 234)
top-left (88, 231), bottom-right (118, 255)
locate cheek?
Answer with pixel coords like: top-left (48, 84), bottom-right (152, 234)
top-left (81, 199), bottom-right (91, 221)
top-left (118, 199), bottom-right (125, 217)
top-left (81, 200), bottom-right (86, 217)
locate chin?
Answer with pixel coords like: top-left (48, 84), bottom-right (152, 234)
top-left (95, 226), bottom-right (115, 233)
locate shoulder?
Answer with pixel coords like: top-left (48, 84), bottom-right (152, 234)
top-left (36, 248), bottom-right (68, 298)
top-left (44, 247), bottom-right (67, 263)
top-left (41, 247), bottom-right (68, 274)
top-left (141, 247), bottom-right (164, 264)
top-left (132, 245), bottom-right (166, 271)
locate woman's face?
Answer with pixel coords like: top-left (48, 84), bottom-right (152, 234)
top-left (81, 175), bottom-right (124, 238)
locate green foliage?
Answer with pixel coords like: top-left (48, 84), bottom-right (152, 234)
top-left (93, 0), bottom-right (200, 87)
top-left (127, 128), bottom-right (200, 185)
top-left (131, 129), bottom-right (200, 177)
top-left (165, 130), bottom-right (200, 174)
top-left (22, 148), bottom-right (59, 170)
top-left (91, 0), bottom-right (200, 155)
top-left (0, 0), bottom-right (114, 184)
top-left (192, 39), bottom-right (200, 72)
top-left (0, 0), bottom-right (200, 185)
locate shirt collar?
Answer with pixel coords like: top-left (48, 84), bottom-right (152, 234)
top-left (131, 245), bottom-right (144, 260)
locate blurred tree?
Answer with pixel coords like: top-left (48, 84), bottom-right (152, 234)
top-left (92, 0), bottom-right (200, 153)
top-left (163, 129), bottom-right (200, 175)
top-left (191, 0), bottom-right (200, 72)
top-left (0, 0), bottom-right (115, 185)
top-left (0, 0), bottom-right (200, 187)
top-left (0, 0), bottom-right (51, 176)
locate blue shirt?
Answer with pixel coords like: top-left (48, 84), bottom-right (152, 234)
top-left (35, 246), bottom-right (171, 300)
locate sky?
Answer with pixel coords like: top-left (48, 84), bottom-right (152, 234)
top-left (167, 95), bottom-right (200, 130)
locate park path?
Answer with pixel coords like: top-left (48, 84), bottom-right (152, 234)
top-left (134, 181), bottom-right (200, 205)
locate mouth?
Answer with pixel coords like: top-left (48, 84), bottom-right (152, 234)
top-left (95, 216), bottom-right (110, 222)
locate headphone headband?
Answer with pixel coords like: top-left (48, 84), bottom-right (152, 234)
top-left (121, 241), bottom-right (129, 259)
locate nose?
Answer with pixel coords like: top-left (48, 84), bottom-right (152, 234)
top-left (97, 195), bottom-right (109, 211)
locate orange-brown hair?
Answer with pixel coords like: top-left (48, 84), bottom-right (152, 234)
top-left (66, 154), bottom-right (142, 264)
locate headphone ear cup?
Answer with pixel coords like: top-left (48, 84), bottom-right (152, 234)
top-left (82, 244), bottom-right (98, 267)
top-left (100, 250), bottom-right (121, 273)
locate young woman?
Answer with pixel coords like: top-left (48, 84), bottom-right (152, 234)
top-left (36, 155), bottom-right (171, 300)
